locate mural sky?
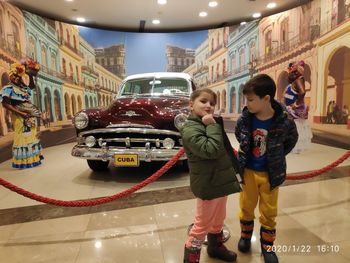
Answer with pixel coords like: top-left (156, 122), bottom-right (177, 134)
top-left (79, 27), bottom-right (208, 75)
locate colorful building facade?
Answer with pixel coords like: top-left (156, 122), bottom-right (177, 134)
top-left (24, 12), bottom-right (64, 122)
top-left (226, 21), bottom-right (259, 117)
top-left (0, 2), bottom-right (26, 136)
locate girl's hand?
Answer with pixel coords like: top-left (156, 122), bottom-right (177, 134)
top-left (202, 114), bottom-right (216, 125)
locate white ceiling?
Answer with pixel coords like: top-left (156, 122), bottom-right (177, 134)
top-left (8, 0), bottom-right (311, 32)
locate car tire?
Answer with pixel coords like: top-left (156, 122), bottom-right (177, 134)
top-left (87, 160), bottom-right (109, 172)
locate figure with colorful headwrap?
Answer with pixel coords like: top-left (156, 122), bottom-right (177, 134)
top-left (0, 59), bottom-right (44, 168)
top-left (283, 60), bottom-right (312, 153)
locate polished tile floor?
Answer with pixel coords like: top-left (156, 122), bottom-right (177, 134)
top-left (0, 134), bottom-right (349, 262)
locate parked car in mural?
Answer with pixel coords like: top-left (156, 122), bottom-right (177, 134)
top-left (71, 72), bottom-right (195, 171)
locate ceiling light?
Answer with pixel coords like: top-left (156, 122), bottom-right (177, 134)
top-left (199, 12), bottom-right (208, 17)
top-left (65, 0), bottom-right (74, 2)
top-left (240, 21), bottom-right (247, 25)
top-left (267, 2), bottom-right (277, 9)
top-left (76, 17), bottom-right (86, 23)
top-left (157, 0), bottom-right (167, 5)
top-left (208, 1), bottom-right (218, 7)
top-left (252, 13), bottom-right (261, 18)
top-left (152, 19), bottom-right (160, 24)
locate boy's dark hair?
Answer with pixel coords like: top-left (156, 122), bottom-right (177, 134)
top-left (190, 88), bottom-right (217, 105)
top-left (243, 74), bottom-right (276, 101)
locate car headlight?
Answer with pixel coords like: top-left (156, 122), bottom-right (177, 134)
top-left (85, 136), bottom-right (96, 147)
top-left (174, 113), bottom-right (188, 130)
top-left (163, 138), bottom-right (175, 149)
top-left (73, 112), bottom-right (89, 130)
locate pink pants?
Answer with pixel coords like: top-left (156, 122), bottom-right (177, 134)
top-left (185, 196), bottom-right (228, 248)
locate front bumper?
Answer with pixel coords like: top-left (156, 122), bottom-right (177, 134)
top-left (71, 144), bottom-right (186, 162)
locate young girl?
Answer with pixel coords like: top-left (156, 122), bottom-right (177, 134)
top-left (181, 88), bottom-right (241, 263)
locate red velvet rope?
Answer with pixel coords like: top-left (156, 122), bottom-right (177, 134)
top-left (0, 149), bottom-right (185, 207)
top-left (0, 148), bottom-right (349, 207)
top-left (286, 149), bottom-right (350, 180)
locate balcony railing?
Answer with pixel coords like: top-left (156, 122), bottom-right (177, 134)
top-left (209, 71), bottom-right (228, 85)
top-left (40, 64), bottom-right (65, 80)
top-left (209, 40), bottom-right (228, 56)
top-left (81, 65), bottom-right (98, 77)
top-left (60, 38), bottom-right (83, 57)
top-left (0, 36), bottom-right (22, 60)
top-left (193, 65), bottom-right (209, 75)
top-left (255, 29), bottom-right (315, 66)
top-left (226, 64), bottom-right (250, 77)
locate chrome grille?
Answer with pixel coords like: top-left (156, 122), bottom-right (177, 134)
top-left (80, 130), bottom-right (182, 148)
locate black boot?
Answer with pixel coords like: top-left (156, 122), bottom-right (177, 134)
top-left (260, 227), bottom-right (279, 263)
top-left (183, 246), bottom-right (201, 263)
top-left (238, 220), bottom-right (254, 253)
top-left (207, 231), bottom-right (237, 262)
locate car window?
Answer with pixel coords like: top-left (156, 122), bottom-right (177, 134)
top-left (120, 80), bottom-right (142, 95)
top-left (120, 77), bottom-right (190, 96)
top-left (153, 78), bottom-right (189, 95)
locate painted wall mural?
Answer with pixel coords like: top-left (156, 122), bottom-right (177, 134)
top-left (0, 0), bottom-right (349, 142)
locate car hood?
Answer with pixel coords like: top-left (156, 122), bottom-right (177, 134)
top-left (86, 96), bottom-right (189, 130)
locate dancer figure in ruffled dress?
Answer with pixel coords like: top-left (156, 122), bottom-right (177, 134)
top-left (0, 59), bottom-right (43, 168)
top-left (283, 61), bottom-right (312, 153)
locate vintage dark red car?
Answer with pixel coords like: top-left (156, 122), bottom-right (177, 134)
top-left (71, 72), bottom-right (195, 171)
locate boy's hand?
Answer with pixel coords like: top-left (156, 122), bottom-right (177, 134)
top-left (202, 114), bottom-right (216, 126)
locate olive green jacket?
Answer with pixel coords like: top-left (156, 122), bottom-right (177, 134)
top-left (180, 115), bottom-right (241, 200)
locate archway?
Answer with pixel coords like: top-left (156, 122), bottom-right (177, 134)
top-left (89, 97), bottom-right (93, 108)
top-left (44, 88), bottom-right (52, 121)
top-left (216, 91), bottom-right (220, 111)
top-left (54, 90), bottom-right (62, 121)
top-left (324, 46), bottom-right (350, 123)
top-left (222, 89), bottom-right (226, 113)
top-left (303, 63), bottom-right (312, 106)
top-left (71, 94), bottom-right (77, 117)
top-left (238, 84), bottom-right (245, 113)
top-left (1, 72), bottom-right (12, 132)
top-left (85, 95), bottom-right (89, 109)
top-left (230, 86), bottom-right (236, 113)
top-left (1, 72), bottom-right (9, 86)
top-left (98, 94), bottom-right (101, 107)
top-left (276, 71), bottom-right (289, 102)
top-left (64, 93), bottom-right (72, 119)
top-left (77, 96), bottom-right (82, 111)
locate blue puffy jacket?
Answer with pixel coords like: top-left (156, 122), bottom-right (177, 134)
top-left (235, 100), bottom-right (298, 189)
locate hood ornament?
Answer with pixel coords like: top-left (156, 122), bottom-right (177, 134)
top-left (121, 110), bottom-right (142, 117)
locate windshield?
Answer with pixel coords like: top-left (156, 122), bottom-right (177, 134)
top-left (119, 77), bottom-right (190, 97)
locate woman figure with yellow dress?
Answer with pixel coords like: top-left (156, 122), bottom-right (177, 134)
top-left (0, 60), bottom-right (43, 168)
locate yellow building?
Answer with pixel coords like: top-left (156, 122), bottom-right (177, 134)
top-left (182, 62), bottom-right (196, 78)
top-left (207, 27), bottom-right (229, 113)
top-left (193, 39), bottom-right (209, 89)
top-left (94, 63), bottom-right (122, 107)
top-left (314, 0), bottom-right (350, 127)
top-left (0, 2), bottom-right (26, 136)
top-left (55, 22), bottom-right (84, 120)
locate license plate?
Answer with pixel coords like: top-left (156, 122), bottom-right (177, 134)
top-left (114, 154), bottom-right (139, 167)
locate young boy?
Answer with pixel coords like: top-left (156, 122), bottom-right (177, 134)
top-left (235, 74), bottom-right (298, 263)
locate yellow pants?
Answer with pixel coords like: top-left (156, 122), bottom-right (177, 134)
top-left (239, 169), bottom-right (279, 230)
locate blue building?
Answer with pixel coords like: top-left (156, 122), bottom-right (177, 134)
top-left (226, 21), bottom-right (259, 115)
top-left (24, 12), bottom-right (64, 121)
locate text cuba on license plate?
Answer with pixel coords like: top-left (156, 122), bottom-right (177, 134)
top-left (114, 154), bottom-right (139, 167)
